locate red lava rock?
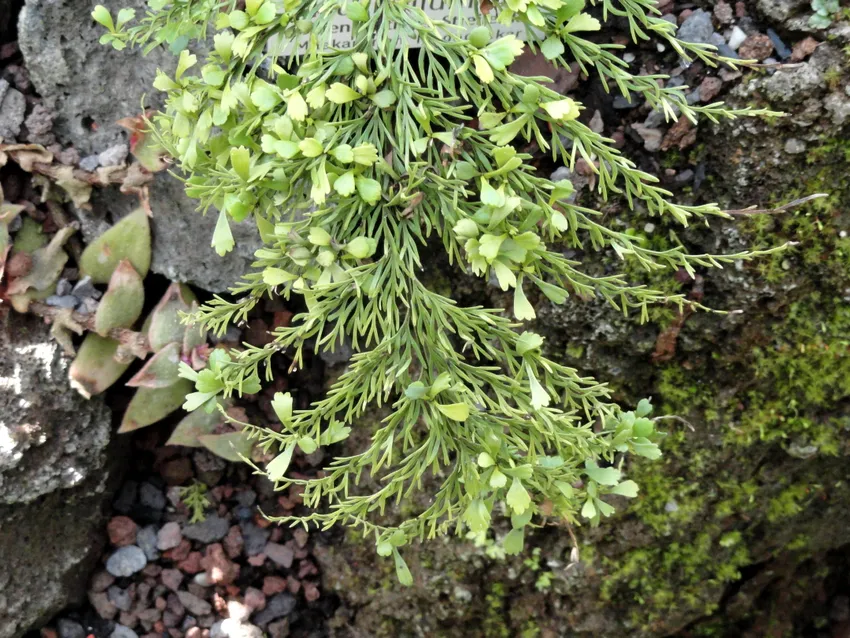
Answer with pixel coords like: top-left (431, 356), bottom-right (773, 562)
top-left (298, 560), bottom-right (318, 579)
top-left (168, 630), bottom-right (183, 638)
top-left (509, 50), bottom-right (580, 94)
top-left (154, 622), bottom-right (166, 634)
top-left (735, 1), bottom-right (746, 17)
top-left (678, 9), bottom-right (693, 23)
top-left (165, 539), bottom-right (192, 562)
top-left (185, 629), bottom-right (203, 638)
top-left (88, 591), bottom-right (118, 620)
top-left (699, 76), bottom-right (723, 102)
top-left (161, 457), bottom-right (194, 485)
top-left (303, 581), bottom-right (321, 602)
top-left (178, 551), bottom-right (204, 575)
top-left (142, 564), bottom-right (162, 577)
top-left (161, 568), bottom-right (184, 592)
top-left (661, 118), bottom-right (697, 151)
top-left (264, 542), bottom-right (294, 568)
top-left (244, 587), bottom-right (266, 612)
top-left (738, 34), bottom-right (774, 61)
top-left (791, 37), bottom-right (820, 62)
top-left (247, 554), bottom-right (266, 567)
top-left (286, 576), bottom-right (301, 594)
top-left (225, 585), bottom-right (240, 598)
top-left (107, 516), bottom-right (139, 547)
top-left (155, 596), bottom-right (168, 611)
top-left (40, 629), bottom-right (58, 638)
top-left (212, 592), bottom-right (228, 613)
top-left (267, 619), bottom-right (289, 638)
top-left (262, 576), bottom-right (287, 596)
top-left (269, 528), bottom-right (283, 543)
top-left (223, 525), bottom-right (244, 559)
top-left (200, 543), bottom-right (240, 585)
top-left (713, 1), bottom-right (733, 24)
top-left (167, 592), bottom-right (185, 616)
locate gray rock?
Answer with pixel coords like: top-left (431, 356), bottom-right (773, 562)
top-left (0, 80), bottom-right (26, 141)
top-left (18, 0), bottom-right (261, 292)
top-left (0, 313), bottom-right (120, 638)
top-left (252, 594), bottom-right (296, 627)
top-left (138, 482), bottom-right (167, 510)
top-left (107, 585), bottom-right (134, 612)
top-left (177, 591), bottom-right (212, 616)
top-left (79, 155), bottom-right (100, 172)
top-left (45, 295), bottom-right (79, 309)
top-left (264, 542), bottom-right (294, 568)
top-left (105, 546), bottom-right (147, 577)
top-left (57, 618), bottom-right (86, 638)
top-left (110, 625), bottom-right (139, 638)
top-left (767, 29), bottom-right (792, 60)
top-left (784, 138), bottom-right (807, 154)
top-left (183, 514), bottom-right (230, 543)
top-left (240, 522), bottom-right (270, 556)
top-left (136, 525), bottom-right (161, 561)
top-left (98, 143), bottom-right (129, 167)
top-left (677, 9), bottom-right (714, 44)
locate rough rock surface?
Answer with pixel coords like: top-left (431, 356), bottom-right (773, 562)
top-left (315, 30), bottom-right (850, 638)
top-left (17, 0), bottom-right (260, 292)
top-left (0, 312), bottom-right (120, 638)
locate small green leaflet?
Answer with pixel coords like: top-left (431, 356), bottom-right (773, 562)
top-left (266, 442), bottom-right (295, 481)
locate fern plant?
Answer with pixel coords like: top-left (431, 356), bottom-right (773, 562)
top-left (95, 0), bottom-right (785, 580)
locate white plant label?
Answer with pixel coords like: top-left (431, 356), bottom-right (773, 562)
top-left (280, 1), bottom-right (526, 55)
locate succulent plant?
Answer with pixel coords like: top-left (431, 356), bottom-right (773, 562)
top-left (79, 208), bottom-right (151, 284)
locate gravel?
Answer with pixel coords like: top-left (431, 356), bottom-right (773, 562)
top-left (105, 546), bottom-right (148, 578)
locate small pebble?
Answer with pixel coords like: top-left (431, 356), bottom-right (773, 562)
top-left (98, 143), bottom-right (129, 167)
top-left (177, 591), bottom-right (212, 616)
top-left (137, 525), bottom-right (161, 561)
top-left (264, 542), bottom-right (294, 569)
top-left (767, 28), bottom-right (791, 60)
top-left (57, 619), bottom-right (85, 638)
top-left (161, 568), bottom-right (184, 592)
top-left (45, 295), bottom-right (78, 309)
top-left (251, 594), bottom-right (296, 627)
top-left (110, 625), bottom-right (139, 638)
top-left (784, 138), bottom-right (807, 154)
top-left (727, 26), bottom-right (747, 51)
top-left (157, 522), bottom-right (183, 551)
top-left (79, 155), bottom-right (100, 172)
top-left (107, 585), bottom-right (134, 612)
top-left (106, 546), bottom-right (148, 578)
top-left (183, 515), bottom-right (230, 544)
top-left (139, 482), bottom-right (168, 511)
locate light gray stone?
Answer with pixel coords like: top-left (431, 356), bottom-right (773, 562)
top-left (0, 313), bottom-right (120, 638)
top-left (18, 0), bottom-right (261, 292)
top-left (677, 9), bottom-right (714, 44)
top-left (0, 80), bottom-right (26, 141)
top-left (105, 546), bottom-right (147, 577)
